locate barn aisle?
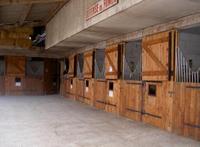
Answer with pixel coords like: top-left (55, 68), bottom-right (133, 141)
top-left (0, 95), bottom-right (199, 147)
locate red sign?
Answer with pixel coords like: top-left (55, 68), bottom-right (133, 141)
top-left (86, 0), bottom-right (118, 20)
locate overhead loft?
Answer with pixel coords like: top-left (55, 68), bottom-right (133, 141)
top-left (0, 0), bottom-right (70, 58)
top-left (46, 0), bottom-right (200, 52)
top-left (0, 0), bottom-right (68, 27)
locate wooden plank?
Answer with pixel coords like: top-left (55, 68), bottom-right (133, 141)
top-left (24, 77), bottom-right (44, 95)
top-left (172, 82), bottom-right (200, 140)
top-left (83, 51), bottom-right (93, 79)
top-left (0, 0), bottom-right (65, 5)
top-left (0, 76), bottom-right (5, 95)
top-left (0, 28), bottom-right (33, 49)
top-left (120, 80), bottom-right (143, 121)
top-left (94, 79), bottom-right (107, 110)
top-left (105, 44), bottom-right (120, 79)
top-left (76, 78), bottom-right (84, 102)
top-left (83, 79), bottom-right (94, 106)
top-left (105, 53), bottom-right (117, 73)
top-left (105, 80), bottom-right (120, 114)
top-left (19, 4), bottom-right (32, 26)
top-left (4, 75), bottom-right (25, 95)
top-left (4, 75), bottom-right (44, 96)
top-left (6, 56), bottom-right (26, 76)
top-left (142, 71), bottom-right (168, 76)
top-left (143, 36), bottom-right (169, 46)
top-left (44, 0), bottom-right (70, 24)
top-left (67, 78), bottom-right (76, 99)
top-left (143, 45), bottom-right (167, 71)
top-left (142, 81), bottom-right (174, 131)
top-left (172, 82), bottom-right (185, 135)
top-left (44, 59), bottom-right (59, 94)
top-left (142, 31), bottom-right (170, 81)
top-left (68, 55), bottom-right (75, 78)
top-left (183, 83), bottom-right (200, 140)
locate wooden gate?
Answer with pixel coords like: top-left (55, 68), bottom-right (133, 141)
top-left (142, 31), bottom-right (175, 81)
top-left (142, 82), bottom-right (164, 128)
top-left (184, 84), bottom-right (200, 140)
top-left (0, 76), bottom-right (5, 95)
top-left (173, 83), bottom-right (200, 140)
top-left (76, 79), bottom-right (84, 102)
top-left (142, 31), bottom-right (175, 129)
top-left (5, 56), bottom-right (26, 95)
top-left (83, 79), bottom-right (94, 105)
top-left (142, 81), bottom-right (174, 130)
top-left (105, 44), bottom-right (122, 79)
top-left (105, 80), bottom-right (120, 114)
top-left (121, 81), bottom-right (143, 121)
top-left (6, 56), bottom-right (26, 76)
top-left (94, 80), bottom-right (107, 110)
top-left (83, 51), bottom-right (93, 79)
top-left (44, 59), bottom-right (60, 94)
top-left (68, 55), bottom-right (75, 78)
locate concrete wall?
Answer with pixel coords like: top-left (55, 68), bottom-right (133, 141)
top-left (75, 13), bottom-right (200, 54)
top-left (46, 0), bottom-right (143, 49)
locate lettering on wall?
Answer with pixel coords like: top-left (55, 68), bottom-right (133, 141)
top-left (86, 0), bottom-right (118, 20)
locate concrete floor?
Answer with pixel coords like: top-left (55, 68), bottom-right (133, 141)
top-left (0, 95), bottom-right (199, 147)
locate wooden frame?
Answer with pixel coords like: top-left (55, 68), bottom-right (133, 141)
top-left (66, 78), bottom-right (77, 99)
top-left (94, 49), bottom-right (105, 79)
top-left (105, 80), bottom-right (121, 114)
top-left (120, 80), bottom-right (143, 121)
top-left (68, 55), bottom-right (75, 78)
top-left (76, 78), bottom-right (84, 102)
top-left (94, 79), bottom-right (107, 110)
top-left (123, 40), bottom-right (142, 81)
top-left (105, 44), bottom-right (122, 80)
top-left (76, 53), bottom-right (84, 79)
top-left (6, 56), bottom-right (26, 76)
top-left (142, 31), bottom-right (174, 81)
top-left (58, 29), bottom-right (200, 141)
top-left (83, 51), bottom-right (93, 79)
top-left (83, 79), bottom-right (94, 106)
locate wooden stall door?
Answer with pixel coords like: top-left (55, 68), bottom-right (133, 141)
top-left (105, 44), bottom-right (121, 79)
top-left (0, 77), bottom-right (5, 95)
top-left (143, 82), bottom-right (164, 128)
top-left (183, 84), bottom-right (200, 140)
top-left (68, 56), bottom-right (75, 77)
top-left (83, 51), bottom-right (93, 79)
top-left (142, 81), bottom-right (174, 130)
top-left (83, 79), bottom-right (94, 106)
top-left (65, 78), bottom-right (70, 94)
top-left (6, 56), bottom-right (26, 76)
top-left (105, 80), bottom-right (120, 114)
top-left (94, 80), bottom-right (107, 110)
top-left (76, 79), bottom-right (84, 102)
top-left (121, 81), bottom-right (143, 121)
top-left (44, 59), bottom-right (60, 94)
top-left (142, 31), bottom-right (171, 81)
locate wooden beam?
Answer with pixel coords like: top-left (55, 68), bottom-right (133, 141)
top-left (0, 21), bottom-right (42, 29)
top-left (0, 0), bottom-right (65, 5)
top-left (43, 0), bottom-right (70, 24)
top-left (19, 4), bottom-right (32, 26)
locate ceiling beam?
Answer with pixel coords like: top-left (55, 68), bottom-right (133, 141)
top-left (19, 4), bottom-right (32, 26)
top-left (0, 0), bottom-right (65, 5)
top-left (43, 0), bottom-right (70, 24)
top-left (0, 21), bottom-right (42, 29)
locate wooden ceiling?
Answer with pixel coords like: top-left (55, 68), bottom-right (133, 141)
top-left (0, 0), bottom-right (69, 28)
